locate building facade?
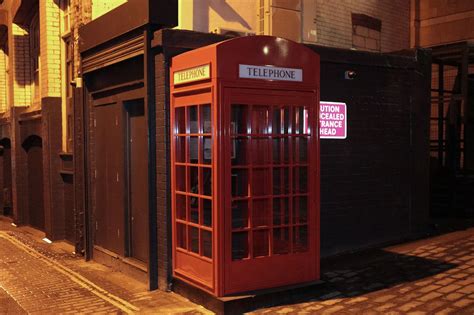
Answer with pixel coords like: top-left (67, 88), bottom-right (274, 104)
top-left (0, 0), bottom-right (129, 244)
top-left (0, 0), bottom-right (445, 302)
top-left (411, 0), bottom-right (474, 214)
top-left (176, 0), bottom-right (411, 53)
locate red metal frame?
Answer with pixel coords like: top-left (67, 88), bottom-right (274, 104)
top-left (170, 36), bottom-right (320, 297)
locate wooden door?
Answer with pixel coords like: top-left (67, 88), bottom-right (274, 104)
top-left (126, 99), bottom-right (148, 262)
top-left (94, 103), bottom-right (125, 256)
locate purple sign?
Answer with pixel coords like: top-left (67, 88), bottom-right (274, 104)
top-left (319, 102), bottom-right (347, 139)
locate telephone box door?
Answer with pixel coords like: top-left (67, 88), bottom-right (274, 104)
top-left (223, 88), bottom-right (319, 294)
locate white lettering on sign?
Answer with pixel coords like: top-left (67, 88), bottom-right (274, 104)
top-left (174, 64), bottom-right (211, 85)
top-left (319, 102), bottom-right (347, 139)
top-left (239, 64), bottom-right (303, 82)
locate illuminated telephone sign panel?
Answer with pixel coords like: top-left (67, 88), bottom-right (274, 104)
top-left (170, 36), bottom-right (320, 296)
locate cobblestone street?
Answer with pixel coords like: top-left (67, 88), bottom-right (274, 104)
top-left (253, 227), bottom-right (474, 314)
top-left (0, 217), bottom-right (210, 314)
top-left (2, 214), bottom-right (474, 314)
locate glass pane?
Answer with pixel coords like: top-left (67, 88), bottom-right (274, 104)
top-left (283, 138), bottom-right (290, 163)
top-left (252, 198), bottom-right (270, 227)
top-left (273, 227), bottom-right (290, 254)
top-left (188, 106), bottom-right (198, 133)
top-left (252, 168), bottom-right (270, 196)
top-left (231, 105), bottom-right (249, 134)
top-left (252, 106), bottom-right (270, 134)
top-left (203, 199), bottom-right (212, 227)
top-left (232, 200), bottom-right (248, 229)
top-left (273, 167), bottom-right (289, 195)
top-left (201, 230), bottom-right (212, 258)
top-left (253, 229), bottom-right (269, 257)
top-left (273, 167), bottom-right (281, 195)
top-left (175, 136), bottom-right (186, 163)
top-left (272, 138), bottom-right (281, 163)
top-left (202, 168), bottom-right (212, 196)
top-left (283, 107), bottom-right (291, 134)
top-left (303, 108), bottom-right (310, 134)
top-left (202, 136), bottom-right (212, 164)
top-left (295, 137), bottom-right (308, 163)
top-left (293, 225), bottom-right (308, 253)
top-left (175, 107), bottom-right (186, 134)
top-left (189, 136), bottom-right (198, 162)
top-left (232, 169), bottom-right (248, 197)
top-left (176, 194), bottom-right (186, 220)
top-left (177, 223), bottom-right (186, 249)
top-left (294, 106), bottom-right (305, 134)
top-left (293, 167), bottom-right (308, 193)
top-left (232, 137), bottom-right (249, 165)
top-left (175, 166), bottom-right (186, 192)
top-left (253, 138), bottom-right (270, 165)
top-left (189, 196), bottom-right (199, 223)
top-left (232, 232), bottom-right (249, 260)
top-left (273, 198), bottom-right (289, 225)
top-left (201, 104), bottom-right (211, 133)
top-left (293, 196), bottom-right (308, 224)
top-left (273, 108), bottom-right (282, 134)
top-left (189, 226), bottom-right (199, 254)
top-left (189, 166), bottom-right (199, 194)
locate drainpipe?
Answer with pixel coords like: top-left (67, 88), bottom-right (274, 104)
top-left (411, 0), bottom-right (421, 48)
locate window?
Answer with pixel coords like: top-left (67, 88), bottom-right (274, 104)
top-left (30, 14), bottom-right (40, 102)
top-left (61, 0), bottom-right (74, 152)
top-left (174, 103), bottom-right (213, 259)
top-left (351, 13), bottom-right (382, 52)
top-left (61, 0), bottom-right (71, 34)
top-left (0, 44), bottom-right (8, 113)
top-left (230, 104), bottom-right (310, 260)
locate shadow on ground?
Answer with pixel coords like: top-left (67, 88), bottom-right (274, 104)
top-left (236, 249), bottom-right (459, 314)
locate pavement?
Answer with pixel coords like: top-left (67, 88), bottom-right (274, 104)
top-left (1, 214), bottom-right (474, 314)
top-left (0, 216), bottom-right (210, 314)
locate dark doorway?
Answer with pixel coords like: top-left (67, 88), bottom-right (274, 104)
top-left (125, 99), bottom-right (148, 263)
top-left (94, 102), bottom-right (125, 256)
top-left (0, 138), bottom-right (12, 216)
top-left (63, 174), bottom-right (75, 243)
top-left (23, 136), bottom-right (44, 231)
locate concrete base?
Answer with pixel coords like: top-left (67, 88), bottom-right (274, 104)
top-left (173, 278), bottom-right (325, 315)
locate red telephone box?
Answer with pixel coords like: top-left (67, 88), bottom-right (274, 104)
top-left (170, 36), bottom-right (320, 296)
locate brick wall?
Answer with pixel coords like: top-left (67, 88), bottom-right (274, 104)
top-left (39, 0), bottom-right (61, 98)
top-left (307, 46), bottom-right (431, 256)
top-left (41, 97), bottom-right (65, 240)
top-left (91, 0), bottom-right (127, 20)
top-left (11, 23), bottom-right (31, 106)
top-left (71, 0), bottom-right (92, 77)
top-left (155, 52), bottom-right (172, 290)
top-left (309, 0), bottom-right (410, 52)
top-left (178, 0), bottom-right (409, 51)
